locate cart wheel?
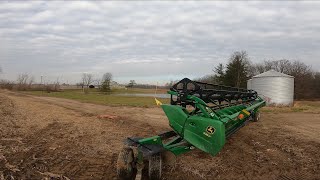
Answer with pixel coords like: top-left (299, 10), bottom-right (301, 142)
top-left (162, 150), bottom-right (176, 167)
top-left (117, 147), bottom-right (136, 180)
top-left (148, 153), bottom-right (162, 180)
top-left (253, 111), bottom-right (261, 122)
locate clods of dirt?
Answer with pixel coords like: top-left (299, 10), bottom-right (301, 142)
top-left (0, 91), bottom-right (320, 180)
top-left (97, 114), bottom-right (120, 120)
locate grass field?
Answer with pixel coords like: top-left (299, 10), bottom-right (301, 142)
top-left (24, 88), bottom-right (170, 107)
top-left (260, 101), bottom-right (320, 113)
top-left (24, 88), bottom-right (320, 112)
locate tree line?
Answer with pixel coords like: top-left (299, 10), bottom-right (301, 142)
top-left (77, 72), bottom-right (113, 93)
top-left (196, 51), bottom-right (320, 99)
top-left (0, 68), bottom-right (159, 92)
top-left (1, 53), bottom-right (319, 99)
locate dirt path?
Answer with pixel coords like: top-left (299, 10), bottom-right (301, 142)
top-left (0, 91), bottom-right (319, 180)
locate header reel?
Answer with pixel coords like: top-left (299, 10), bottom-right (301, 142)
top-left (117, 78), bottom-right (265, 180)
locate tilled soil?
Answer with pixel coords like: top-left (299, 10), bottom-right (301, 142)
top-left (0, 90), bottom-right (319, 180)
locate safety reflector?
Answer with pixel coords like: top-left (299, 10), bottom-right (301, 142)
top-left (238, 113), bottom-right (244, 120)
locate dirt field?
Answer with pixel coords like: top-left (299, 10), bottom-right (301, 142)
top-left (0, 90), bottom-right (319, 180)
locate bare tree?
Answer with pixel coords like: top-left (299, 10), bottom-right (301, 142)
top-left (81, 73), bottom-right (94, 93)
top-left (0, 79), bottom-right (14, 90)
top-left (255, 64), bottom-right (266, 74)
top-left (264, 59), bottom-right (291, 73)
top-left (53, 77), bottom-right (60, 91)
top-left (17, 73), bottom-right (30, 90)
top-left (287, 61), bottom-right (313, 99)
top-left (164, 80), bottom-right (176, 88)
top-left (247, 63), bottom-right (266, 78)
top-left (126, 80), bottom-right (136, 88)
top-left (248, 59), bottom-right (291, 78)
top-left (100, 73), bottom-right (112, 92)
top-left (314, 72), bottom-right (320, 98)
top-left (28, 76), bottom-right (34, 89)
top-left (17, 74), bottom-right (28, 85)
top-left (76, 82), bottom-right (84, 89)
top-left (15, 73), bottom-right (34, 90)
top-left (93, 78), bottom-right (101, 88)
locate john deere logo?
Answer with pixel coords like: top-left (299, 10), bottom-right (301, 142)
top-left (206, 126), bottom-right (215, 134)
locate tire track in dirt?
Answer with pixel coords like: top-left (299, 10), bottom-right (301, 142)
top-left (0, 92), bottom-right (170, 179)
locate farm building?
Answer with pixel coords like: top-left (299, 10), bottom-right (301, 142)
top-left (247, 70), bottom-right (294, 106)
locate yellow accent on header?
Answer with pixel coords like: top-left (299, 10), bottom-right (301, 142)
top-left (242, 109), bottom-right (250, 116)
top-left (155, 98), bottom-right (162, 106)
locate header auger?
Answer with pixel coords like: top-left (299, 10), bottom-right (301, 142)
top-left (117, 78), bottom-right (266, 180)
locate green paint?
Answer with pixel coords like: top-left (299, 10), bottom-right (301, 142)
top-left (137, 90), bottom-right (265, 157)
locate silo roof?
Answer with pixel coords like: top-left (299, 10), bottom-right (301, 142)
top-left (253, 69), bottom-right (294, 78)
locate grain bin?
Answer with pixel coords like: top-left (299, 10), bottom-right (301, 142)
top-left (248, 70), bottom-right (294, 106)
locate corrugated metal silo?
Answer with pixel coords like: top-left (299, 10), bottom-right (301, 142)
top-left (249, 70), bottom-right (294, 106)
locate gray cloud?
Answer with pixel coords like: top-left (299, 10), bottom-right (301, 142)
top-left (1, 1), bottom-right (320, 84)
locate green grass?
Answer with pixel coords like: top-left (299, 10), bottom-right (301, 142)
top-left (109, 88), bottom-right (168, 94)
top-left (24, 88), bottom-right (170, 107)
top-left (19, 89), bottom-right (320, 112)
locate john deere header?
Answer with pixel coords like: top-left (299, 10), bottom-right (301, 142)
top-left (117, 78), bottom-right (266, 180)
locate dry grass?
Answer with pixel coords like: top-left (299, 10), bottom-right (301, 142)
top-left (261, 101), bottom-right (320, 113)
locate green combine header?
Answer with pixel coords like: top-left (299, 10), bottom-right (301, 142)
top-left (117, 78), bottom-right (266, 180)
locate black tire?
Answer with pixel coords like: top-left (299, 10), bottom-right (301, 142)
top-left (253, 111), bottom-right (261, 122)
top-left (117, 147), bottom-right (135, 180)
top-left (148, 153), bottom-right (162, 180)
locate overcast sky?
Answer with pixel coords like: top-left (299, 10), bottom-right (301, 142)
top-left (1, 1), bottom-right (320, 85)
